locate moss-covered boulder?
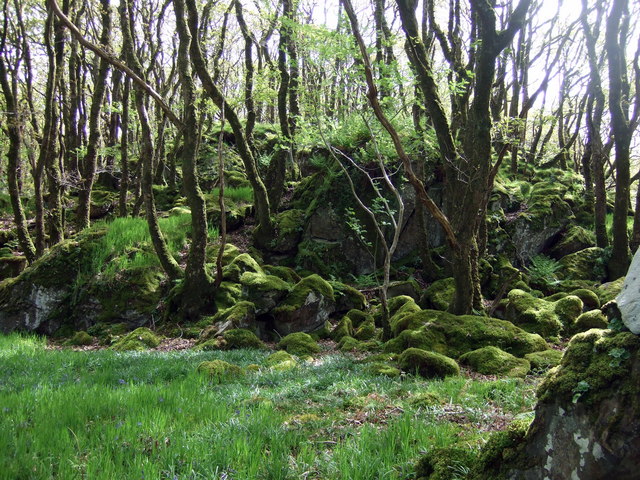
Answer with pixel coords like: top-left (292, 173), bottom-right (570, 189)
top-left (366, 362), bottom-right (401, 377)
top-left (399, 348), bottom-right (460, 378)
top-left (415, 445), bottom-right (477, 480)
top-left (263, 265), bottom-right (301, 284)
top-left (240, 272), bottom-right (291, 314)
top-left (271, 275), bottom-right (336, 335)
top-left (559, 246), bottom-right (606, 281)
top-left (65, 331), bottom-right (94, 346)
top-left (597, 277), bottom-right (624, 304)
top-left (572, 309), bottom-right (608, 333)
top-left (197, 328), bottom-right (265, 351)
top-left (197, 360), bottom-right (244, 381)
top-left (386, 279), bottom-right (421, 301)
top-left (331, 315), bottom-right (354, 341)
top-left (487, 330), bottom-right (640, 479)
top-left (419, 277), bottom-right (455, 311)
top-left (112, 327), bottom-right (162, 351)
top-left (265, 350), bottom-right (298, 370)
top-left (388, 296), bottom-right (423, 336)
top-left (459, 346), bottom-right (530, 378)
top-left (524, 349), bottom-right (563, 372)
top-left (338, 335), bottom-right (379, 352)
top-left (548, 225), bottom-right (596, 259)
top-left (329, 281), bottom-right (366, 313)
top-left (222, 253), bottom-right (264, 282)
top-left (269, 209), bottom-right (306, 253)
top-left (504, 289), bottom-right (582, 338)
top-left (384, 310), bottom-right (547, 358)
top-left (277, 332), bottom-right (321, 357)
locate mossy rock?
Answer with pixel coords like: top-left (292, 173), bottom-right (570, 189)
top-left (420, 277), bottom-right (455, 311)
top-left (548, 225), bottom-right (596, 259)
top-left (387, 279), bottom-right (421, 301)
top-left (384, 310), bottom-right (547, 358)
top-left (409, 391), bottom-right (445, 408)
top-left (272, 275), bottom-right (336, 335)
top-left (597, 277), bottom-right (624, 304)
top-left (196, 360), bottom-right (244, 381)
top-left (399, 347), bottom-right (460, 379)
top-left (338, 335), bottom-right (379, 352)
top-left (470, 419), bottom-right (531, 480)
top-left (558, 247), bottom-right (606, 281)
top-left (265, 350), bottom-right (298, 371)
top-left (65, 331), bottom-right (94, 346)
top-left (263, 265), bottom-right (301, 284)
top-left (309, 320), bottom-right (332, 340)
top-left (524, 349), bottom-right (563, 372)
top-left (459, 346), bottom-right (530, 378)
top-left (270, 209), bottom-right (305, 253)
top-left (332, 315), bottom-right (354, 341)
top-left (388, 296), bottom-right (423, 336)
top-left (568, 288), bottom-right (600, 310)
top-left (222, 253), bottom-right (264, 282)
top-left (572, 309), bottom-right (608, 333)
top-left (415, 445), bottom-right (478, 480)
top-left (505, 289), bottom-right (582, 339)
top-left (354, 317), bottom-right (377, 341)
top-left (214, 281), bottom-right (243, 311)
top-left (366, 362), bottom-right (401, 377)
top-left (209, 301), bottom-right (256, 331)
top-left (537, 329), bottom-right (640, 405)
top-left (112, 327), bottom-right (162, 351)
top-left (240, 272), bottom-right (291, 314)
top-left (329, 281), bottom-right (366, 312)
top-left (219, 328), bottom-right (265, 350)
top-left (276, 332), bottom-right (321, 357)
top-left (484, 255), bottom-right (524, 299)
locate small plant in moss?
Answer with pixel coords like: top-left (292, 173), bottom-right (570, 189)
top-left (277, 332), bottom-right (321, 357)
top-left (526, 255), bottom-right (561, 288)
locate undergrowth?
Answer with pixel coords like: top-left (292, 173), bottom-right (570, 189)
top-left (0, 333), bottom-right (539, 480)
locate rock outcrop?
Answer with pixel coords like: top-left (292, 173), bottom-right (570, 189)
top-left (616, 247), bottom-right (640, 334)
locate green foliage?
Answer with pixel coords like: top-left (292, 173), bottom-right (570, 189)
top-left (210, 186), bottom-right (254, 203)
top-left (526, 255), bottom-right (561, 288)
top-left (277, 332), bottom-right (321, 357)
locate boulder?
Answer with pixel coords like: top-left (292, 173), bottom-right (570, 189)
top-left (398, 347), bottom-right (460, 378)
top-left (271, 275), bottom-right (336, 335)
top-left (459, 346), bottom-right (530, 377)
top-left (616, 248), bottom-right (640, 334)
top-left (419, 277), bottom-right (455, 311)
top-left (384, 309), bottom-right (548, 358)
top-left (480, 329), bottom-right (640, 479)
top-left (276, 332), bottom-right (321, 357)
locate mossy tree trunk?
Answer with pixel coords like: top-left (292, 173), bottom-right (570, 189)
top-left (174, 0), bottom-right (215, 314)
top-left (0, 41), bottom-right (37, 263)
top-left (119, 78), bottom-right (130, 217)
top-left (184, 0), bottom-right (274, 241)
top-left (396, 0), bottom-right (531, 314)
top-left (606, 0), bottom-right (634, 279)
top-left (76, 0), bottom-right (111, 230)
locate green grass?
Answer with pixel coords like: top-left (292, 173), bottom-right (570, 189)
top-left (210, 186), bottom-right (254, 203)
top-left (0, 333), bottom-right (539, 480)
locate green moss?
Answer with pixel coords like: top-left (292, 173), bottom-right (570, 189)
top-left (65, 331), bottom-right (94, 346)
top-left (214, 281), bottom-right (243, 311)
top-left (409, 391), bottom-right (445, 408)
top-left (213, 301), bottom-right (256, 329)
top-left (222, 253), bottom-right (264, 282)
top-left (240, 272), bottom-right (292, 313)
top-left (339, 336), bottom-right (364, 351)
top-left (459, 346), bottom-right (530, 378)
top-left (568, 288), bottom-right (600, 310)
top-left (415, 446), bottom-right (478, 480)
top-left (597, 277), bottom-right (624, 304)
top-left (329, 281), bottom-right (366, 312)
top-left (573, 309), bottom-right (608, 333)
top-left (263, 265), bottom-right (301, 284)
top-left (384, 310), bottom-right (547, 358)
top-left (111, 327), bottom-right (162, 351)
top-left (277, 332), bottom-right (321, 356)
top-left (505, 289), bottom-right (582, 339)
top-left (524, 349), bottom-right (563, 372)
top-left (310, 320), bottom-right (332, 340)
top-left (366, 362), bottom-right (401, 377)
top-left (196, 360), bottom-right (244, 382)
top-left (471, 419), bottom-right (531, 480)
top-left (221, 329), bottom-right (265, 350)
top-left (559, 247), bottom-right (606, 281)
top-left (239, 271), bottom-right (291, 292)
top-left (332, 316), bottom-right (354, 341)
top-left (537, 329), bottom-right (640, 405)
top-left (388, 296), bottom-right (423, 335)
top-left (421, 277), bottom-right (456, 311)
top-left (354, 317), bottom-right (377, 341)
top-left (399, 347), bottom-right (460, 378)
top-left (265, 350), bottom-right (298, 370)
top-left (549, 225), bottom-right (596, 258)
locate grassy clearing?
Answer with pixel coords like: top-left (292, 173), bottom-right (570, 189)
top-left (0, 334), bottom-right (539, 480)
top-left (210, 186), bottom-right (254, 204)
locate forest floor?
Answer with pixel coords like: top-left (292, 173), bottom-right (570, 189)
top-left (0, 333), bottom-right (545, 480)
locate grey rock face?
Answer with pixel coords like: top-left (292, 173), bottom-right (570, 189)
top-left (616, 248), bottom-right (640, 334)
